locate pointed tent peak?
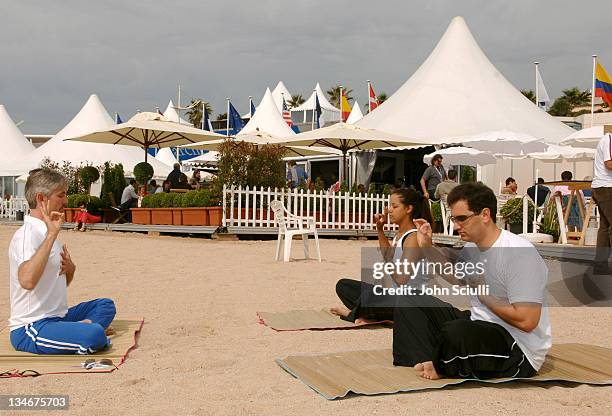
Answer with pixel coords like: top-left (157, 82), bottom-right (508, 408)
top-left (0, 104), bottom-right (35, 162)
top-left (163, 100), bottom-right (191, 124)
top-left (239, 87), bottom-right (295, 137)
top-left (346, 101), bottom-right (364, 124)
top-left (51, 94), bottom-right (115, 142)
top-left (271, 82), bottom-right (291, 112)
top-left (291, 83), bottom-right (340, 112)
top-left (358, 17), bottom-right (572, 141)
top-left (155, 147), bottom-right (179, 166)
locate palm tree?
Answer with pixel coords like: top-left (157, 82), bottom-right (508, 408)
top-left (326, 85), bottom-right (354, 108)
top-left (288, 94), bottom-right (305, 108)
top-left (185, 99), bottom-right (214, 128)
top-left (216, 112), bottom-right (227, 121)
top-left (521, 89), bottom-right (536, 104)
top-left (561, 87), bottom-right (591, 107)
top-left (377, 92), bottom-right (388, 104)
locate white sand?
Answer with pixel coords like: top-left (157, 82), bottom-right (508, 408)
top-left (0, 224), bottom-right (610, 415)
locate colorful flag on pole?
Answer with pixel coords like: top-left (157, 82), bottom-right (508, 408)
top-left (115, 113), bottom-right (123, 124)
top-left (282, 97), bottom-right (293, 127)
top-left (202, 107), bottom-right (212, 131)
top-left (341, 91), bottom-right (352, 122)
top-left (536, 66), bottom-right (551, 109)
top-left (369, 83), bottom-right (379, 111)
top-left (595, 62), bottom-right (612, 107)
top-left (250, 99), bottom-right (256, 117)
top-left (228, 102), bottom-right (244, 134)
top-left (315, 93), bottom-right (322, 129)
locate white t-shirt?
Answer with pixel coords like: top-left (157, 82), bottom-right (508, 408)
top-left (391, 229), bottom-right (427, 288)
top-left (593, 133), bottom-right (612, 188)
top-left (461, 230), bottom-right (552, 371)
top-left (8, 216), bottom-right (68, 331)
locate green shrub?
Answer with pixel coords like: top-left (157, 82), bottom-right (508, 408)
top-left (79, 166), bottom-right (100, 192)
top-left (133, 162), bottom-right (154, 186)
top-left (500, 197), bottom-right (535, 225)
top-left (430, 201), bottom-right (442, 222)
top-left (100, 162), bottom-right (126, 208)
top-left (181, 189), bottom-right (212, 207)
top-left (382, 184), bottom-right (392, 195)
top-left (67, 194), bottom-right (103, 211)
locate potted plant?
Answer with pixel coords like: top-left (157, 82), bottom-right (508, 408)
top-left (133, 162), bottom-right (154, 194)
top-left (430, 200), bottom-right (443, 233)
top-left (66, 194), bottom-right (103, 223)
top-left (538, 200), bottom-right (560, 242)
top-left (150, 193), bottom-right (174, 225)
top-left (500, 197), bottom-right (535, 234)
top-left (181, 190), bottom-right (211, 226)
top-left (168, 193), bottom-right (184, 225)
top-left (79, 165), bottom-right (100, 194)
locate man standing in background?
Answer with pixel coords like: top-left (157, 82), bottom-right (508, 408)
top-left (592, 133), bottom-right (612, 274)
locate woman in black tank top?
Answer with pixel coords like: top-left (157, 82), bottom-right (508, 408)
top-left (330, 188), bottom-right (432, 323)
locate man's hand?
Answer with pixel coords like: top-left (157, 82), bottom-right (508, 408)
top-left (374, 207), bottom-right (389, 231)
top-left (60, 244), bottom-right (76, 284)
top-left (423, 191), bottom-right (430, 199)
top-left (40, 200), bottom-right (64, 237)
top-left (413, 219), bottom-right (433, 248)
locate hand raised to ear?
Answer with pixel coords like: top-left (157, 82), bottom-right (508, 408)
top-left (40, 199), bottom-right (64, 237)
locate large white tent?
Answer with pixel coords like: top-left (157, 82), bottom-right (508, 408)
top-left (346, 101), bottom-right (364, 125)
top-left (271, 81), bottom-right (292, 113)
top-left (5, 94), bottom-right (172, 177)
top-left (291, 83), bottom-right (341, 125)
top-left (357, 16), bottom-right (573, 142)
top-left (238, 88), bottom-right (296, 138)
top-left (0, 105), bottom-right (35, 175)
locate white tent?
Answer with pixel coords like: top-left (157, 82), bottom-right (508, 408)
top-left (357, 16), bottom-right (573, 142)
top-left (163, 100), bottom-right (191, 125)
top-left (238, 88), bottom-right (296, 138)
top-left (183, 151), bottom-right (219, 167)
top-left (0, 105), bottom-right (35, 175)
top-left (346, 101), bottom-right (364, 124)
top-left (5, 94), bottom-right (172, 177)
top-left (456, 130), bottom-right (547, 154)
top-left (155, 147), bottom-right (180, 166)
top-left (504, 144), bottom-right (595, 162)
top-left (290, 83), bottom-right (341, 125)
top-left (424, 146), bottom-right (496, 166)
top-left (560, 125), bottom-right (609, 148)
top-left (272, 81), bottom-right (292, 112)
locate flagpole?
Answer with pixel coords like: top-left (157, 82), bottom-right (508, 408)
top-left (226, 98), bottom-right (230, 137)
top-left (534, 62), bottom-right (539, 108)
top-left (591, 54), bottom-right (597, 127)
top-left (201, 101), bottom-right (205, 130)
top-left (367, 80), bottom-right (371, 113)
top-left (339, 85), bottom-right (343, 123)
top-left (249, 96), bottom-right (253, 118)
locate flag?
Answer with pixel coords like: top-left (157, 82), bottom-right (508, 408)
top-left (228, 102), bottom-right (244, 134)
top-left (535, 66), bottom-right (551, 109)
top-left (115, 113), bottom-right (123, 124)
top-left (156, 107), bottom-right (164, 116)
top-left (341, 91), bottom-right (352, 122)
top-left (282, 97), bottom-right (293, 127)
top-left (369, 83), bottom-right (379, 111)
top-left (595, 62), bottom-right (612, 107)
top-left (315, 93), bottom-right (322, 129)
top-left (202, 107), bottom-right (213, 131)
top-left (250, 99), bottom-right (256, 117)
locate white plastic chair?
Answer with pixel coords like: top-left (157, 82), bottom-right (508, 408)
top-left (440, 196), bottom-right (454, 235)
top-left (270, 200), bottom-right (321, 262)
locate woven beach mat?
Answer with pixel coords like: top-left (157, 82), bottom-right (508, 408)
top-left (257, 309), bottom-right (392, 331)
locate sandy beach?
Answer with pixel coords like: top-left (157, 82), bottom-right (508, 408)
top-left (0, 224), bottom-right (610, 415)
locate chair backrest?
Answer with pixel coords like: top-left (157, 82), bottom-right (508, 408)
top-left (270, 200), bottom-right (287, 231)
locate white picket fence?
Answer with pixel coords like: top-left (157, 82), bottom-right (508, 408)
top-left (222, 185), bottom-right (399, 231)
top-left (0, 197), bottom-right (29, 220)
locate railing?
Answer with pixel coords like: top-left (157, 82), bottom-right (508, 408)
top-left (0, 197), bottom-right (29, 220)
top-left (222, 185), bottom-right (399, 231)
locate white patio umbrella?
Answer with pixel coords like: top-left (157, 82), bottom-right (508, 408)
top-left (560, 125), bottom-right (609, 148)
top-left (423, 146), bottom-right (496, 166)
top-left (182, 131), bottom-right (339, 157)
top-left (66, 112), bottom-right (226, 162)
top-left (449, 130), bottom-right (547, 154)
top-left (274, 122), bottom-right (427, 180)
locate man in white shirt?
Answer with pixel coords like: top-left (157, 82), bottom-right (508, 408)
top-left (592, 133), bottom-right (612, 274)
top-left (9, 168), bottom-right (116, 355)
top-left (393, 182), bottom-right (551, 380)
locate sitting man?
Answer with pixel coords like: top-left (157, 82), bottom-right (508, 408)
top-left (501, 177), bottom-right (518, 195)
top-left (527, 178), bottom-right (550, 207)
top-left (394, 182), bottom-right (551, 380)
top-left (9, 168), bottom-right (116, 355)
top-left (434, 169), bottom-right (459, 201)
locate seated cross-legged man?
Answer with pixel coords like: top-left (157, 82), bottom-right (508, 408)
top-left (9, 168), bottom-right (116, 355)
top-left (393, 182), bottom-right (551, 380)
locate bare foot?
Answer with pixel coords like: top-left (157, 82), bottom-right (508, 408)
top-left (354, 317), bottom-right (380, 325)
top-left (414, 362), bottom-right (425, 372)
top-left (420, 361), bottom-right (441, 380)
top-left (329, 305), bottom-right (351, 318)
top-left (105, 326), bottom-right (115, 336)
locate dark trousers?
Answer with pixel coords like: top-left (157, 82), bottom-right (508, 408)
top-left (335, 278), bottom-right (395, 322)
top-left (593, 187), bottom-right (612, 266)
top-left (335, 279), bottom-right (536, 379)
top-left (120, 198), bottom-right (138, 222)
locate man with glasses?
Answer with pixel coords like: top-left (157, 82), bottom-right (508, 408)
top-left (392, 182), bottom-right (551, 381)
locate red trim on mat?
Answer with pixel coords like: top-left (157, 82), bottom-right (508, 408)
top-left (256, 312), bottom-right (392, 332)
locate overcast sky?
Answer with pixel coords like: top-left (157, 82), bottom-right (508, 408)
top-left (1, 0), bottom-right (611, 134)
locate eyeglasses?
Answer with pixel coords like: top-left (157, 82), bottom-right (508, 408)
top-left (449, 212), bottom-right (479, 224)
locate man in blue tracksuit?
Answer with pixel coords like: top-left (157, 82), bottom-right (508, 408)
top-left (9, 168), bottom-right (116, 354)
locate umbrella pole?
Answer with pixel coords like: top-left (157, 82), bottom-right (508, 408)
top-left (145, 147), bottom-right (148, 163)
top-left (342, 151), bottom-right (348, 184)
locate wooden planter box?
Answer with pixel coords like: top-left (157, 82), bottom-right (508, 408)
top-left (101, 208), bottom-right (123, 224)
top-left (171, 208), bottom-right (182, 226)
top-left (208, 206), bottom-right (223, 226)
top-left (131, 208), bottom-right (151, 225)
top-left (150, 208), bottom-right (173, 225)
top-left (182, 207), bottom-right (209, 226)
top-left (64, 208), bottom-right (78, 222)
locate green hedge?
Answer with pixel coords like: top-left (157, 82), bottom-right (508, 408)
top-left (141, 190), bottom-right (213, 208)
top-left (67, 194), bottom-right (103, 211)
